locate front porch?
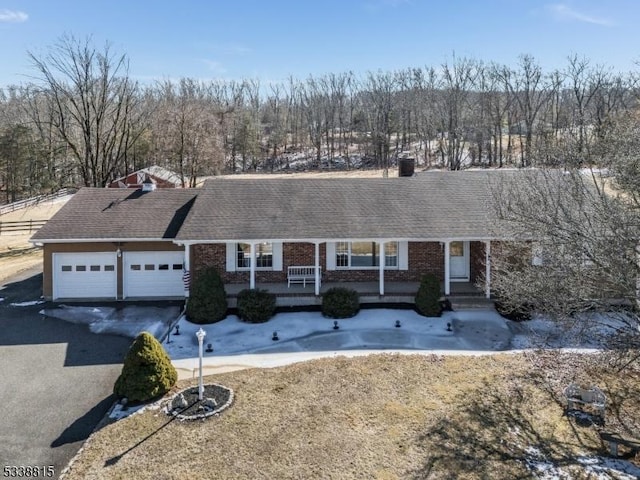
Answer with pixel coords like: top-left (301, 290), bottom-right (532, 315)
top-left (225, 281), bottom-right (484, 308)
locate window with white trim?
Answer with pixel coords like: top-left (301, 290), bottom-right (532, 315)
top-left (336, 241), bottom-right (398, 269)
top-left (237, 243), bottom-right (273, 270)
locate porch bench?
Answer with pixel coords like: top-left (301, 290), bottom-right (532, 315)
top-left (563, 383), bottom-right (607, 419)
top-left (288, 266), bottom-right (320, 288)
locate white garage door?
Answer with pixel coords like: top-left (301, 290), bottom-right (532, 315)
top-left (53, 252), bottom-right (117, 300)
top-left (123, 251), bottom-right (185, 298)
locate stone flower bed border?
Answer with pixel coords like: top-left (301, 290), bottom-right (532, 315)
top-left (165, 383), bottom-right (235, 421)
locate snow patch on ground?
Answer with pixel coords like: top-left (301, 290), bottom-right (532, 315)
top-left (41, 303), bottom-right (630, 362)
top-left (164, 309), bottom-right (513, 360)
top-left (108, 400), bottom-right (162, 421)
top-left (510, 312), bottom-right (634, 350)
top-left (523, 446), bottom-right (640, 479)
top-left (42, 305), bottom-right (181, 339)
top-left (10, 300), bottom-right (44, 306)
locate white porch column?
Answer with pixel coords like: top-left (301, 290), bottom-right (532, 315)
top-left (184, 244), bottom-right (191, 298)
top-left (379, 241), bottom-right (385, 296)
top-left (485, 241), bottom-right (491, 299)
top-left (249, 242), bottom-right (256, 289)
top-left (444, 241), bottom-right (451, 295)
top-left (314, 242), bottom-right (321, 296)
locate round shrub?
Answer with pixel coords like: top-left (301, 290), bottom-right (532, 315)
top-left (114, 331), bottom-right (177, 404)
top-left (415, 273), bottom-right (442, 317)
top-left (322, 287), bottom-right (360, 318)
top-left (186, 267), bottom-right (227, 324)
top-left (237, 288), bottom-right (276, 323)
top-left (494, 298), bottom-right (533, 322)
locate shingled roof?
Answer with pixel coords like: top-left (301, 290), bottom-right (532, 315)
top-left (32, 170), bottom-right (529, 243)
top-left (175, 170), bottom-right (513, 242)
top-left (31, 188), bottom-right (197, 241)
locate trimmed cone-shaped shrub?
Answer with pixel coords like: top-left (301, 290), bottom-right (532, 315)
top-left (415, 273), bottom-right (442, 317)
top-left (186, 267), bottom-right (227, 324)
top-left (114, 332), bottom-right (177, 403)
top-left (237, 288), bottom-right (276, 323)
top-left (322, 287), bottom-right (360, 318)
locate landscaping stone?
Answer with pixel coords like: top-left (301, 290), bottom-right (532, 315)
top-left (167, 384), bottom-right (233, 420)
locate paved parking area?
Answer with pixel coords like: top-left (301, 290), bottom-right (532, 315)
top-left (0, 268), bottom-right (131, 478)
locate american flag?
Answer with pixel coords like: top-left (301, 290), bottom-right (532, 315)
top-left (182, 269), bottom-right (191, 290)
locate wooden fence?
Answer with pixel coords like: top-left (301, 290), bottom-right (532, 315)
top-left (0, 188), bottom-right (75, 216)
top-left (0, 219), bottom-right (48, 235)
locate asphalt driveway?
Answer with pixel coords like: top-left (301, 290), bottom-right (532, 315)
top-left (0, 266), bottom-right (131, 478)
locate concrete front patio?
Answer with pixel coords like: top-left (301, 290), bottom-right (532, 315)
top-left (224, 281), bottom-right (484, 307)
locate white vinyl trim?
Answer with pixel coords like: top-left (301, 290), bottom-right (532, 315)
top-left (398, 241), bottom-right (409, 270)
top-left (272, 242), bottom-right (283, 271)
top-left (226, 243), bottom-right (236, 272)
top-left (326, 242), bottom-right (336, 270)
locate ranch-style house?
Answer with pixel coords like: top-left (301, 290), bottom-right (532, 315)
top-left (31, 170), bottom-right (516, 305)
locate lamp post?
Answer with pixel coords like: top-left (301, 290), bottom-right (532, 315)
top-left (196, 328), bottom-right (206, 401)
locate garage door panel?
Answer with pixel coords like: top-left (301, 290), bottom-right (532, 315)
top-left (53, 253), bottom-right (117, 299)
top-left (124, 252), bottom-right (184, 298)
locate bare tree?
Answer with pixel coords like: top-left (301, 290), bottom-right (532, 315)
top-left (149, 79), bottom-right (225, 186)
top-left (499, 55), bottom-right (557, 167)
top-left (27, 35), bottom-right (146, 186)
top-left (361, 70), bottom-right (398, 173)
top-left (490, 120), bottom-right (640, 357)
top-left (0, 87), bottom-right (56, 201)
top-left (434, 57), bottom-right (478, 170)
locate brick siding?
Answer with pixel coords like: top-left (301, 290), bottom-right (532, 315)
top-left (193, 241), bottom-right (459, 284)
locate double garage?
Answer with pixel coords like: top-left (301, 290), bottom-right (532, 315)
top-left (50, 248), bottom-right (185, 300)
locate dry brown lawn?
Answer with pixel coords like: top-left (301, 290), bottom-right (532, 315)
top-left (64, 352), bottom-right (640, 480)
top-left (0, 199), bottom-right (69, 284)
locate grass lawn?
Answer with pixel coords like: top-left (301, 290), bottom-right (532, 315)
top-left (64, 352), bottom-right (640, 480)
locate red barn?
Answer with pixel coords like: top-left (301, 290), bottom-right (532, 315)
top-left (107, 166), bottom-right (182, 189)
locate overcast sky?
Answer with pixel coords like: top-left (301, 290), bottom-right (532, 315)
top-left (1, 0), bottom-right (638, 87)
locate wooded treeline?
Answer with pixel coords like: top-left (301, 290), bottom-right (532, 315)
top-left (1, 36), bottom-right (638, 200)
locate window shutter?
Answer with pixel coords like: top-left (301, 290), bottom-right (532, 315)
top-left (226, 243), bottom-right (236, 272)
top-left (272, 242), bottom-right (283, 271)
top-left (398, 241), bottom-right (409, 270)
top-left (326, 242), bottom-right (336, 270)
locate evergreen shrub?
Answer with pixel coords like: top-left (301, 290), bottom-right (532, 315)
top-left (415, 273), bottom-right (442, 317)
top-left (186, 267), bottom-right (227, 324)
top-left (114, 332), bottom-right (178, 403)
top-left (237, 288), bottom-right (276, 323)
top-left (322, 287), bottom-right (360, 318)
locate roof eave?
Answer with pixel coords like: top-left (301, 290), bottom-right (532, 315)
top-left (30, 237), bottom-right (180, 244)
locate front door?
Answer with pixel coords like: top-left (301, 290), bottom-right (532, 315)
top-left (449, 241), bottom-right (470, 281)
